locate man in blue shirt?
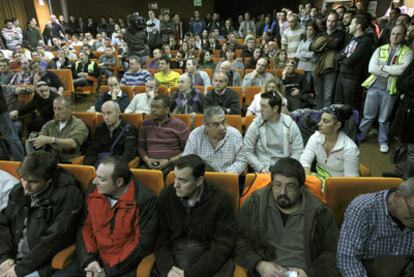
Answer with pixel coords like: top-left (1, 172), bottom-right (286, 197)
top-left (337, 178), bottom-right (414, 276)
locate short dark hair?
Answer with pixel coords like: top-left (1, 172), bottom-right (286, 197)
top-left (175, 154), bottom-right (205, 179)
top-left (18, 151), bottom-right (58, 181)
top-left (159, 55), bottom-right (171, 64)
top-left (99, 156), bottom-right (131, 185)
top-left (270, 158), bottom-right (305, 187)
top-left (153, 94), bottom-right (170, 108)
top-left (261, 91), bottom-right (282, 112)
top-left (354, 14), bottom-right (369, 30)
top-left (323, 104), bottom-right (353, 131)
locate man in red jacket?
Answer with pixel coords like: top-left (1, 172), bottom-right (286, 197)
top-left (54, 156), bottom-right (158, 277)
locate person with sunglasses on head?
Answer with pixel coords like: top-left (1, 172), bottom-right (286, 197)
top-left (300, 104), bottom-right (360, 178)
top-left (338, 177), bottom-right (414, 276)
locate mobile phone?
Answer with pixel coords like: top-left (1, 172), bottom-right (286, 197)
top-left (285, 271), bottom-right (298, 277)
top-left (151, 161), bottom-right (160, 166)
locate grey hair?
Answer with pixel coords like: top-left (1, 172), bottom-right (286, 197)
top-left (54, 96), bottom-right (73, 108)
top-left (102, 100), bottom-right (121, 113)
top-left (204, 106), bottom-right (225, 123)
top-left (398, 178), bottom-right (414, 198)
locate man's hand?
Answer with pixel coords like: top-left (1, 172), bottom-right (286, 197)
top-left (85, 261), bottom-right (105, 277)
top-left (167, 266), bottom-right (185, 277)
top-left (111, 89), bottom-right (120, 100)
top-left (9, 110), bottom-right (19, 120)
top-left (145, 157), bottom-right (161, 169)
top-left (291, 268), bottom-right (308, 277)
top-left (3, 265), bottom-right (17, 277)
top-left (291, 88), bottom-right (300, 97)
top-left (0, 259), bottom-right (15, 275)
top-left (27, 135), bottom-right (53, 149)
top-left (157, 159), bottom-right (171, 169)
top-left (256, 261), bottom-right (285, 277)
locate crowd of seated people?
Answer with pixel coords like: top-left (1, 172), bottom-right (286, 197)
top-left (1, 0), bottom-right (414, 275)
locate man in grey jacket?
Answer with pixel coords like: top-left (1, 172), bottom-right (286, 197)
top-left (244, 92), bottom-right (303, 173)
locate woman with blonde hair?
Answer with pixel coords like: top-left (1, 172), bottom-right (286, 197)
top-left (246, 77), bottom-right (288, 115)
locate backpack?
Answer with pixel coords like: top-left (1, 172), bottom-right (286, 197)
top-left (290, 108), bottom-right (359, 145)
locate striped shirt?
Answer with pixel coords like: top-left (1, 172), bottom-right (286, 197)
top-left (120, 69), bottom-right (152, 86)
top-left (281, 25), bottom-right (305, 59)
top-left (183, 125), bottom-right (246, 175)
top-left (138, 117), bottom-right (189, 159)
top-left (337, 190), bottom-right (414, 277)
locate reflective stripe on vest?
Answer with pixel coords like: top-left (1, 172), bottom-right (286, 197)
top-left (362, 44), bottom-right (410, 95)
top-left (75, 61), bottom-right (96, 74)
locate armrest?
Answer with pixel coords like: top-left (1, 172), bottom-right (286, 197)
top-left (128, 156), bottom-right (140, 168)
top-left (70, 155), bottom-right (85, 165)
top-left (233, 263), bottom-right (248, 277)
top-left (51, 244), bottom-right (76, 270)
top-left (359, 163), bottom-right (371, 177)
top-left (136, 253), bottom-right (155, 277)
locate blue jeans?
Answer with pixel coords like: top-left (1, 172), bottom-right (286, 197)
top-left (359, 87), bottom-right (397, 145)
top-left (313, 71), bottom-right (337, 109)
top-left (0, 112), bottom-right (25, 161)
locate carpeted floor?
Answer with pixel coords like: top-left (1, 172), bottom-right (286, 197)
top-left (73, 95), bottom-right (395, 177)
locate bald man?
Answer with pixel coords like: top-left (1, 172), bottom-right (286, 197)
top-left (84, 101), bottom-right (138, 166)
top-left (95, 76), bottom-right (130, 112)
top-left (242, 58), bottom-right (274, 90)
top-left (219, 61), bottom-right (242, 86)
top-left (170, 74), bottom-right (204, 114)
top-left (204, 72), bottom-right (241, 114)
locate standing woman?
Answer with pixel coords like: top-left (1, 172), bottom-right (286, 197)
top-left (300, 104), bottom-right (360, 178)
top-left (296, 21), bottom-right (319, 89)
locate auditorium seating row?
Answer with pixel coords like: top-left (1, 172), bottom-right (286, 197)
top-left (0, 160), bottom-right (403, 276)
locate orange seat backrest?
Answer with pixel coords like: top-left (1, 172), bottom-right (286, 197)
top-left (170, 114), bottom-right (193, 129)
top-left (49, 69), bottom-right (75, 97)
top-left (0, 160), bottom-right (95, 192)
top-left (324, 177), bottom-right (402, 226)
top-left (0, 160), bottom-right (20, 178)
top-left (73, 112), bottom-right (97, 136)
top-left (227, 86), bottom-right (243, 108)
top-left (131, 169), bottom-right (164, 196)
top-left (244, 115), bottom-right (256, 130)
top-left (120, 113), bottom-right (143, 130)
top-left (245, 87), bottom-right (262, 106)
top-left (59, 164), bottom-right (96, 191)
top-left (165, 171), bottom-right (240, 212)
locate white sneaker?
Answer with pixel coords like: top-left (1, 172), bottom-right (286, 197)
top-left (380, 144), bottom-right (389, 153)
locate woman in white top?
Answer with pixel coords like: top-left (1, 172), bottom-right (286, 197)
top-left (300, 104), bottom-right (360, 177)
top-left (246, 77), bottom-right (288, 116)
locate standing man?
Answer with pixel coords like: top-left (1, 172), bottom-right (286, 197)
top-left (359, 25), bottom-right (412, 153)
top-left (154, 154), bottom-right (236, 277)
top-left (334, 15), bottom-right (373, 110)
top-left (281, 14), bottom-right (305, 59)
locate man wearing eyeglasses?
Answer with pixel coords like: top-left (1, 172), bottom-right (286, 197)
top-left (236, 158), bottom-right (338, 277)
top-left (337, 178), bottom-right (414, 277)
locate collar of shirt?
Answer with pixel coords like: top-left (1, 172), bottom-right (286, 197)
top-left (108, 119), bottom-right (122, 133)
top-left (107, 90), bottom-right (123, 98)
top-left (180, 183), bottom-right (204, 208)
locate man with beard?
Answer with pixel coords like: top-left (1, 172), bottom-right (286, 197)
top-left (235, 158), bottom-right (339, 277)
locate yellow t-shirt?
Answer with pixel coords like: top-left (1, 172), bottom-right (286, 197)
top-left (155, 70), bottom-right (180, 87)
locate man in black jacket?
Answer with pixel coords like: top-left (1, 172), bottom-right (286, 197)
top-left (0, 151), bottom-right (83, 277)
top-left (154, 154), bottom-right (236, 277)
top-left (388, 59), bottom-right (414, 179)
top-left (84, 101), bottom-right (137, 166)
top-left (204, 72), bottom-right (240, 114)
top-left (9, 81), bottom-right (59, 133)
top-left (334, 15), bottom-right (373, 110)
top-left (0, 85), bottom-right (24, 161)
